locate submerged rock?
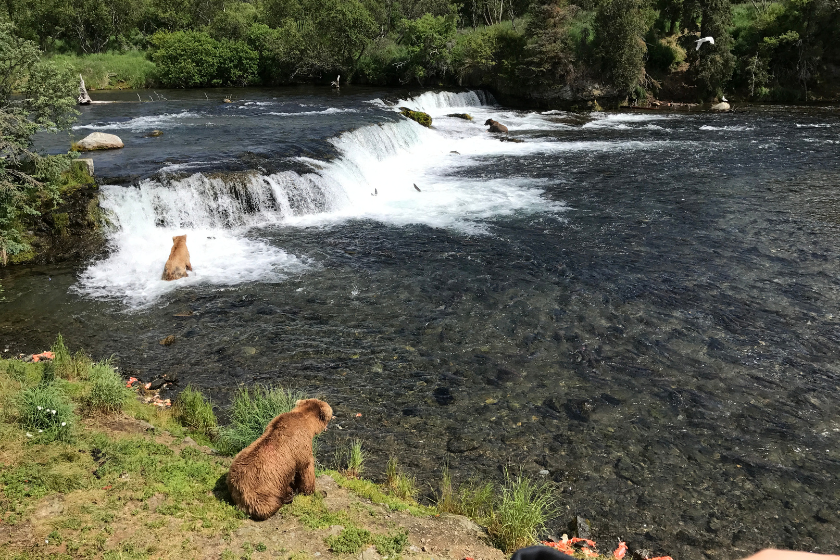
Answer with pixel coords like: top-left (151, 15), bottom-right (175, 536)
top-left (75, 132), bottom-right (124, 151)
top-left (399, 107), bottom-right (432, 127)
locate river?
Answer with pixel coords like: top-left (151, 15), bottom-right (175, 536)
top-left (3, 87), bottom-right (840, 559)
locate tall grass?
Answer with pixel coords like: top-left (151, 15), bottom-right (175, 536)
top-left (385, 456), bottom-right (417, 502)
top-left (48, 51), bottom-right (157, 89)
top-left (83, 360), bottom-right (132, 414)
top-left (486, 469), bottom-right (558, 553)
top-left (217, 385), bottom-right (305, 455)
top-left (173, 385), bottom-right (218, 436)
top-left (52, 334), bottom-right (93, 380)
top-left (436, 465), bottom-right (495, 520)
top-left (16, 383), bottom-right (76, 443)
top-left (334, 439), bottom-right (365, 478)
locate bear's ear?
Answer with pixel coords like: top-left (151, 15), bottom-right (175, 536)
top-left (318, 403), bottom-right (329, 425)
top-left (295, 399), bottom-right (305, 408)
top-left (183, 234), bottom-right (187, 240)
top-left (172, 236), bottom-right (177, 242)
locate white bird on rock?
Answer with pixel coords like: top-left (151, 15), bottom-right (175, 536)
top-left (695, 36), bottom-right (715, 50)
top-left (331, 75), bottom-right (340, 88)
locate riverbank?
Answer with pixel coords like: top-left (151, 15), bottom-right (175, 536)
top-left (0, 342), bottom-right (651, 560)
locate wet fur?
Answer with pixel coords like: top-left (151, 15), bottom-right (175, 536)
top-left (162, 234), bottom-right (192, 281)
top-left (485, 119), bottom-right (508, 133)
top-left (226, 399), bottom-right (333, 520)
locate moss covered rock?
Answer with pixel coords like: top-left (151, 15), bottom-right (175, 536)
top-left (399, 107), bottom-right (432, 128)
top-left (446, 113), bottom-right (473, 120)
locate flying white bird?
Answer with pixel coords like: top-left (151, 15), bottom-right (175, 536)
top-left (695, 36), bottom-right (715, 50)
top-left (330, 75), bottom-right (340, 88)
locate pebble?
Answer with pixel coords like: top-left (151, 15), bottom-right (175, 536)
top-left (539, 469), bottom-right (549, 475)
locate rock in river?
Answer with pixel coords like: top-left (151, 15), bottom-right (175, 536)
top-left (75, 132), bottom-right (124, 151)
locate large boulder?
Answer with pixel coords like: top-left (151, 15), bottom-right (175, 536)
top-left (710, 102), bottom-right (731, 111)
top-left (75, 132), bottom-right (124, 151)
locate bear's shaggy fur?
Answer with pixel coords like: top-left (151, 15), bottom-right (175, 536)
top-left (162, 234), bottom-right (192, 281)
top-left (485, 119), bottom-right (509, 133)
top-left (227, 398), bottom-right (333, 520)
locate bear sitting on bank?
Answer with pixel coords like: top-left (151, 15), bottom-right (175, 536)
top-left (227, 398), bottom-right (333, 520)
top-left (162, 234), bottom-right (192, 281)
top-left (485, 119), bottom-right (509, 133)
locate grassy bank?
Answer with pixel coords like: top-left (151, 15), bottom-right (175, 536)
top-left (48, 52), bottom-right (157, 90)
top-left (0, 336), bottom-right (606, 560)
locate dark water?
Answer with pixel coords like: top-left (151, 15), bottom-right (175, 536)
top-left (4, 88), bottom-right (840, 559)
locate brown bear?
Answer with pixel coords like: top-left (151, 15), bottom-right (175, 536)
top-left (485, 119), bottom-right (509, 133)
top-left (227, 398), bottom-right (333, 520)
top-left (162, 234), bottom-right (192, 281)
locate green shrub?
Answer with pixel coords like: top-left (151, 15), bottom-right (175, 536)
top-left (217, 385), bottom-right (305, 454)
top-left (151, 31), bottom-right (257, 88)
top-left (84, 360), bottom-right (131, 414)
top-left (486, 469), bottom-right (558, 553)
top-left (174, 385), bottom-right (218, 436)
top-left (325, 526), bottom-right (371, 554)
top-left (16, 383), bottom-right (76, 443)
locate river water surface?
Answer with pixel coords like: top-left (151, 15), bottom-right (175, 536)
top-left (3, 87), bottom-right (840, 559)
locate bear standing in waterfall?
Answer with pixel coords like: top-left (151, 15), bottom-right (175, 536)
top-left (162, 234), bottom-right (192, 281)
top-left (227, 398), bottom-right (333, 520)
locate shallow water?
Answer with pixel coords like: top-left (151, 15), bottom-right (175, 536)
top-left (5, 88), bottom-right (840, 558)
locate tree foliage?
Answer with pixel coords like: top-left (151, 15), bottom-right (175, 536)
top-left (0, 23), bottom-right (77, 261)
top-left (594, 0), bottom-right (648, 94)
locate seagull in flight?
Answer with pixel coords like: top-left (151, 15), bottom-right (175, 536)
top-left (695, 36), bottom-right (715, 50)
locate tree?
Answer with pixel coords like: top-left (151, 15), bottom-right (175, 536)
top-left (520, 0), bottom-right (577, 87)
top-left (681, 0), bottom-right (736, 97)
top-left (397, 11), bottom-right (457, 84)
top-left (0, 23), bottom-right (77, 262)
top-left (594, 0), bottom-right (648, 94)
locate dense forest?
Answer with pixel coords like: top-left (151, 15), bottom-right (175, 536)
top-left (3, 0), bottom-right (840, 103)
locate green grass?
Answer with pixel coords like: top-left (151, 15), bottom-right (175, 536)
top-left (48, 51), bottom-right (157, 90)
top-left (333, 438), bottom-right (365, 478)
top-left (436, 465), bottom-right (495, 520)
top-left (83, 360), bottom-right (132, 415)
top-left (372, 530), bottom-right (409, 555)
top-left (385, 456), bottom-right (417, 502)
top-left (282, 493), bottom-right (349, 529)
top-left (486, 469), bottom-right (558, 553)
top-left (173, 385), bottom-right (218, 437)
top-left (326, 470), bottom-right (435, 516)
top-left (217, 385), bottom-right (305, 455)
top-left (325, 525), bottom-right (372, 554)
top-left (52, 334), bottom-right (93, 381)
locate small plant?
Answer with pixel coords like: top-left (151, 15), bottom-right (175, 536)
top-left (84, 359), bottom-right (132, 415)
top-left (385, 456), bottom-right (417, 502)
top-left (217, 385), bottom-right (305, 454)
top-left (51, 334), bottom-right (93, 380)
top-left (325, 525), bottom-right (372, 554)
top-left (486, 469), bottom-right (558, 553)
top-left (372, 530), bottom-right (409, 556)
top-left (174, 385), bottom-right (218, 436)
top-left (16, 382), bottom-right (76, 443)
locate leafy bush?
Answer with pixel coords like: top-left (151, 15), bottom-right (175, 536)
top-left (174, 385), bottom-right (217, 436)
top-left (151, 31), bottom-right (258, 87)
top-left (17, 383), bottom-right (76, 443)
top-left (373, 530), bottom-right (409, 555)
top-left (217, 385), bottom-right (305, 454)
top-left (83, 360), bottom-right (131, 415)
top-left (486, 470), bottom-right (558, 553)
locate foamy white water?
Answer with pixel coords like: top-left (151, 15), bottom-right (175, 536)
top-left (76, 90), bottom-right (687, 306)
top-left (73, 111), bottom-right (204, 132)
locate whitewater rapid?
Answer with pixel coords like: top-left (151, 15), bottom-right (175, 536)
top-left (74, 89), bottom-right (679, 308)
